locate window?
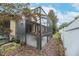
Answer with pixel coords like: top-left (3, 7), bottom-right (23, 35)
top-left (3, 21), bottom-right (10, 28)
top-left (26, 23), bottom-right (32, 33)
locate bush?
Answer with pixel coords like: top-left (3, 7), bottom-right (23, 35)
top-left (13, 39), bottom-right (20, 43)
top-left (0, 42), bottom-right (21, 55)
top-left (53, 32), bottom-right (65, 55)
top-left (10, 37), bottom-right (20, 43)
top-left (53, 32), bottom-right (62, 44)
top-left (54, 32), bottom-right (61, 39)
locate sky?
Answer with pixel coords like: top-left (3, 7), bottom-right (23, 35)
top-left (31, 3), bottom-right (79, 25)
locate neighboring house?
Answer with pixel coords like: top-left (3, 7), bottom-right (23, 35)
top-left (60, 17), bottom-right (79, 56)
top-left (10, 7), bottom-right (52, 50)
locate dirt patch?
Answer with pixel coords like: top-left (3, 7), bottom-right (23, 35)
top-left (2, 38), bottom-right (64, 56)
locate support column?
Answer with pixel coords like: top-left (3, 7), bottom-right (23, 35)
top-left (37, 36), bottom-right (41, 50)
top-left (25, 20), bottom-right (27, 45)
top-left (37, 7), bottom-right (42, 50)
top-left (10, 20), bottom-right (16, 40)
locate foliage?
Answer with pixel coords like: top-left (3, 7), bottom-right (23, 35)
top-left (53, 32), bottom-right (61, 43)
top-left (0, 3), bottom-right (30, 21)
top-left (0, 3), bottom-right (30, 15)
top-left (22, 7), bottom-right (41, 22)
top-left (11, 39), bottom-right (20, 43)
top-left (53, 32), bottom-right (65, 55)
top-left (10, 36), bottom-right (20, 43)
top-left (59, 22), bottom-right (69, 30)
top-left (0, 4), bottom-right (30, 34)
top-left (0, 42), bottom-right (21, 55)
top-left (48, 10), bottom-right (58, 34)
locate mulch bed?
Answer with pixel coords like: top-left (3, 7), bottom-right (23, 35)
top-left (3, 39), bottom-right (64, 56)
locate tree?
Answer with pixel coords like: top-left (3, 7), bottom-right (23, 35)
top-left (0, 3), bottom-right (30, 15)
top-left (0, 3), bottom-right (23, 34)
top-left (48, 10), bottom-right (58, 34)
top-left (59, 22), bottom-right (69, 30)
top-left (22, 7), bottom-right (40, 22)
top-left (0, 3), bottom-right (40, 35)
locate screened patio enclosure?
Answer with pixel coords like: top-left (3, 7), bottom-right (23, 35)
top-left (16, 7), bottom-right (52, 50)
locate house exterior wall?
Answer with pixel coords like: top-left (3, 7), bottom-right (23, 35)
top-left (15, 19), bottom-right (48, 48)
top-left (10, 18), bottom-right (51, 50)
top-left (26, 34), bottom-right (37, 47)
top-left (16, 18), bottom-right (26, 42)
top-left (15, 17), bottom-right (37, 47)
top-left (12, 14), bottom-right (52, 49)
top-left (25, 34), bottom-right (48, 48)
top-left (42, 36), bottom-right (47, 47)
top-left (60, 19), bottom-right (79, 56)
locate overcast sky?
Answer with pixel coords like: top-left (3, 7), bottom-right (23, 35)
top-left (31, 3), bottom-right (79, 25)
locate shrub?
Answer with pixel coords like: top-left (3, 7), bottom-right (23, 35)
top-left (53, 32), bottom-right (62, 44)
top-left (53, 32), bottom-right (65, 55)
top-left (54, 32), bottom-right (61, 39)
top-left (10, 37), bottom-right (20, 43)
top-left (0, 42), bottom-right (21, 55)
top-left (13, 39), bottom-right (20, 43)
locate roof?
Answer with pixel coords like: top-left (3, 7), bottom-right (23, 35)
top-left (66, 15), bottom-right (79, 27)
top-left (63, 16), bottom-right (79, 31)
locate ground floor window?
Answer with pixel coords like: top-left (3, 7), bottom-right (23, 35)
top-left (0, 20), bottom-right (10, 34)
top-left (26, 23), bottom-right (32, 33)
